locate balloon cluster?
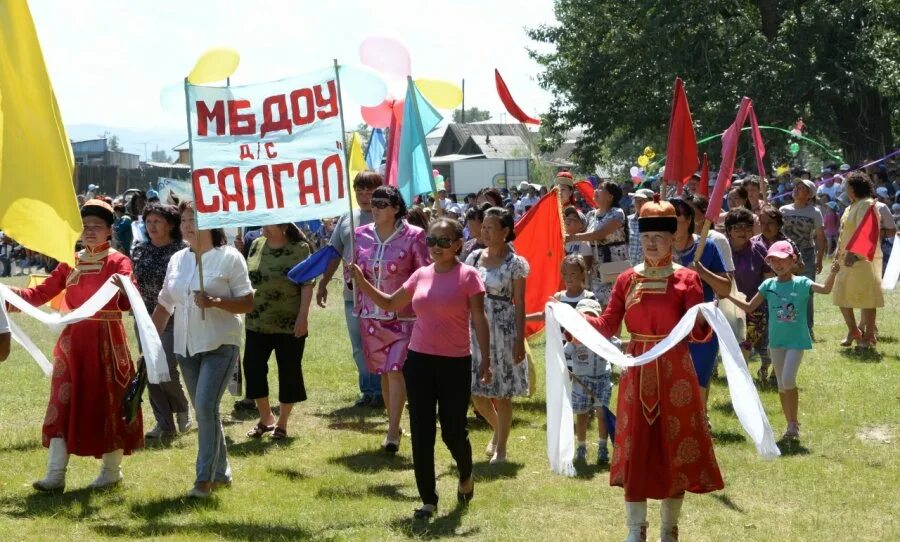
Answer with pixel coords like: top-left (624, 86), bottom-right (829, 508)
top-left (358, 37), bottom-right (463, 129)
top-left (432, 169), bottom-right (445, 191)
top-left (630, 146), bottom-right (657, 185)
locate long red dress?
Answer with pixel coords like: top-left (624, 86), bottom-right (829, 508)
top-left (17, 242), bottom-right (144, 458)
top-left (586, 258), bottom-right (724, 501)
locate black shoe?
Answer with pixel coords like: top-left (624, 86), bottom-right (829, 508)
top-left (353, 395), bottom-right (372, 408)
top-left (368, 395), bottom-right (385, 409)
top-left (413, 504), bottom-right (436, 520)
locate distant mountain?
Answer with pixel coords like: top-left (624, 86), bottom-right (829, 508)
top-left (65, 124), bottom-right (187, 160)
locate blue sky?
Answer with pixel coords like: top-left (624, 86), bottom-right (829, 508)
top-left (29, 0), bottom-right (556, 155)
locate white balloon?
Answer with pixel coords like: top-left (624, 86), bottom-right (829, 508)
top-left (338, 65), bottom-right (389, 107)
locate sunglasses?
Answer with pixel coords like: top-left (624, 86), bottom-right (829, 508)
top-left (371, 199), bottom-right (394, 209)
top-left (425, 235), bottom-right (455, 248)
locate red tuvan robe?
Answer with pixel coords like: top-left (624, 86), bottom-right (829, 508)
top-left (17, 242), bottom-right (143, 457)
top-left (586, 257), bottom-right (724, 501)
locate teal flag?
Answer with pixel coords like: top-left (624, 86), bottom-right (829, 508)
top-left (397, 79), bottom-right (442, 205)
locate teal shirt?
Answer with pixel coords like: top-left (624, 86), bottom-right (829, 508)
top-left (759, 276), bottom-right (813, 350)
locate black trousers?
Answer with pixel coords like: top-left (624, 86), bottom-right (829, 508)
top-left (243, 329), bottom-right (307, 404)
top-left (403, 349), bottom-right (473, 507)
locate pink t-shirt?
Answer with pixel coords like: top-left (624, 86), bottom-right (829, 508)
top-left (403, 263), bottom-right (486, 358)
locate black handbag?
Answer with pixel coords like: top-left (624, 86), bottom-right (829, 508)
top-left (122, 357), bottom-right (147, 425)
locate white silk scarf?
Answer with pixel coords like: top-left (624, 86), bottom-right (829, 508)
top-left (545, 301), bottom-right (780, 477)
top-left (0, 275), bottom-right (169, 384)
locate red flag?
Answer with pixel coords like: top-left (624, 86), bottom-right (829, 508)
top-left (495, 69), bottom-right (541, 125)
top-left (698, 153), bottom-right (709, 197)
top-left (384, 106), bottom-right (402, 187)
top-left (706, 97), bottom-right (752, 222)
top-left (663, 78), bottom-right (698, 188)
top-left (846, 204), bottom-right (880, 261)
top-left (514, 189), bottom-right (564, 337)
top-left (574, 180), bottom-right (596, 208)
top-left (748, 104), bottom-right (767, 183)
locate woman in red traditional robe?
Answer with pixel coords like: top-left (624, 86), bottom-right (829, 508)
top-left (12, 199), bottom-right (143, 492)
top-left (584, 196), bottom-right (723, 542)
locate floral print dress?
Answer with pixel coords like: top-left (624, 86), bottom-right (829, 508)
top-left (466, 248), bottom-right (530, 398)
top-left (587, 207), bottom-right (628, 305)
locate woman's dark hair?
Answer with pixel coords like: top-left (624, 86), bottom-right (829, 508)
top-left (275, 223), bottom-right (309, 246)
top-left (728, 186), bottom-right (751, 210)
top-left (687, 194), bottom-right (709, 215)
top-left (759, 205), bottom-right (784, 228)
top-left (724, 207), bottom-right (756, 230)
top-left (353, 170), bottom-right (384, 190)
top-left (465, 202), bottom-right (491, 223)
top-left (143, 203), bottom-right (183, 241)
top-left (601, 181), bottom-right (623, 208)
top-left (743, 175), bottom-right (761, 189)
top-left (845, 171), bottom-right (874, 199)
top-left (372, 185), bottom-right (408, 218)
top-left (178, 200), bottom-right (226, 247)
top-left (406, 206), bottom-right (429, 229)
top-left (476, 187), bottom-right (503, 207)
top-left (669, 198), bottom-right (695, 235)
top-left (484, 206), bottom-right (516, 242)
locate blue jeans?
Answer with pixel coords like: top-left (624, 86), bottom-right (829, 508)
top-left (178, 344), bottom-right (238, 484)
top-left (344, 299), bottom-right (381, 397)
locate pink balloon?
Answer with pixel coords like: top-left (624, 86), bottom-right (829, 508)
top-left (361, 99), bottom-right (394, 128)
top-left (359, 37), bottom-right (412, 79)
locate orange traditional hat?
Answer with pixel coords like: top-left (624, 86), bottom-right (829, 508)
top-left (554, 171), bottom-right (574, 187)
top-left (81, 198), bottom-right (115, 226)
top-left (638, 194), bottom-right (677, 233)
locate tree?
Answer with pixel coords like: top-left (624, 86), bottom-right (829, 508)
top-left (99, 131), bottom-right (123, 152)
top-left (528, 0), bottom-right (899, 169)
top-left (150, 150), bottom-right (171, 163)
top-left (453, 107), bottom-right (491, 123)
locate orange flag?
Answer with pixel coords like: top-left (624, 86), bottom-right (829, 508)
top-left (846, 204), bottom-right (880, 261)
top-left (663, 77), bottom-right (698, 189)
top-left (574, 180), bottom-right (596, 208)
top-left (514, 188), bottom-right (564, 337)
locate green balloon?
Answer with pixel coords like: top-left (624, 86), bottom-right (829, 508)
top-left (789, 142), bottom-right (800, 155)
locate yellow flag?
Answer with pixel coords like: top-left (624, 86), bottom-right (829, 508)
top-left (0, 0), bottom-right (81, 266)
top-left (349, 132), bottom-right (368, 208)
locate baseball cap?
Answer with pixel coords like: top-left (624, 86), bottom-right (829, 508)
top-left (633, 188), bottom-right (655, 201)
top-left (875, 186), bottom-right (889, 199)
top-left (796, 179), bottom-right (817, 193)
top-left (766, 240), bottom-right (795, 260)
top-left (839, 164), bottom-right (851, 172)
top-left (87, 184), bottom-right (99, 191)
top-left (575, 298), bottom-right (603, 317)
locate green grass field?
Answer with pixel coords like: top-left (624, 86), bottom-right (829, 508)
top-left (0, 275), bottom-right (898, 541)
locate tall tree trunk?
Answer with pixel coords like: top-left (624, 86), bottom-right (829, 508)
top-left (833, 89), bottom-right (894, 164)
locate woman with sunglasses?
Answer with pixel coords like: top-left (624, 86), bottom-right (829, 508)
top-left (350, 218), bottom-right (490, 520)
top-left (353, 186), bottom-right (430, 453)
top-left (466, 207), bottom-right (529, 464)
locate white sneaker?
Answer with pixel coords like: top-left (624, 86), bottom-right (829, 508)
top-left (176, 411), bottom-right (193, 433)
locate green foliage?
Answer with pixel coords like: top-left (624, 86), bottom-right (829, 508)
top-left (99, 131), bottom-right (123, 153)
top-left (528, 0), bottom-right (900, 170)
top-left (453, 107), bottom-right (492, 123)
top-left (149, 150), bottom-right (171, 163)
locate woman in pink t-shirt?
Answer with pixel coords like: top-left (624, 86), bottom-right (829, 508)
top-left (350, 218), bottom-right (491, 521)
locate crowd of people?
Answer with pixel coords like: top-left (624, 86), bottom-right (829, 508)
top-left (0, 155), bottom-right (897, 541)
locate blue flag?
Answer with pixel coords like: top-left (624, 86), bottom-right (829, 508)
top-left (288, 246), bottom-right (341, 284)
top-left (396, 80), bottom-right (442, 205)
top-left (365, 128), bottom-right (386, 170)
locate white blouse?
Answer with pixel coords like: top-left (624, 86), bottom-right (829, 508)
top-left (158, 246), bottom-right (253, 357)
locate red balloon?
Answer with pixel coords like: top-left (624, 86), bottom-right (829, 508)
top-left (361, 100), bottom-right (394, 128)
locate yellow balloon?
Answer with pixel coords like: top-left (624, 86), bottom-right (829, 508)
top-left (414, 78), bottom-right (463, 109)
top-left (188, 47), bottom-right (240, 84)
top-left (637, 155), bottom-right (650, 167)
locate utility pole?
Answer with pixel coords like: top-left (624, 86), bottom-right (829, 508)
top-left (461, 78), bottom-right (466, 123)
